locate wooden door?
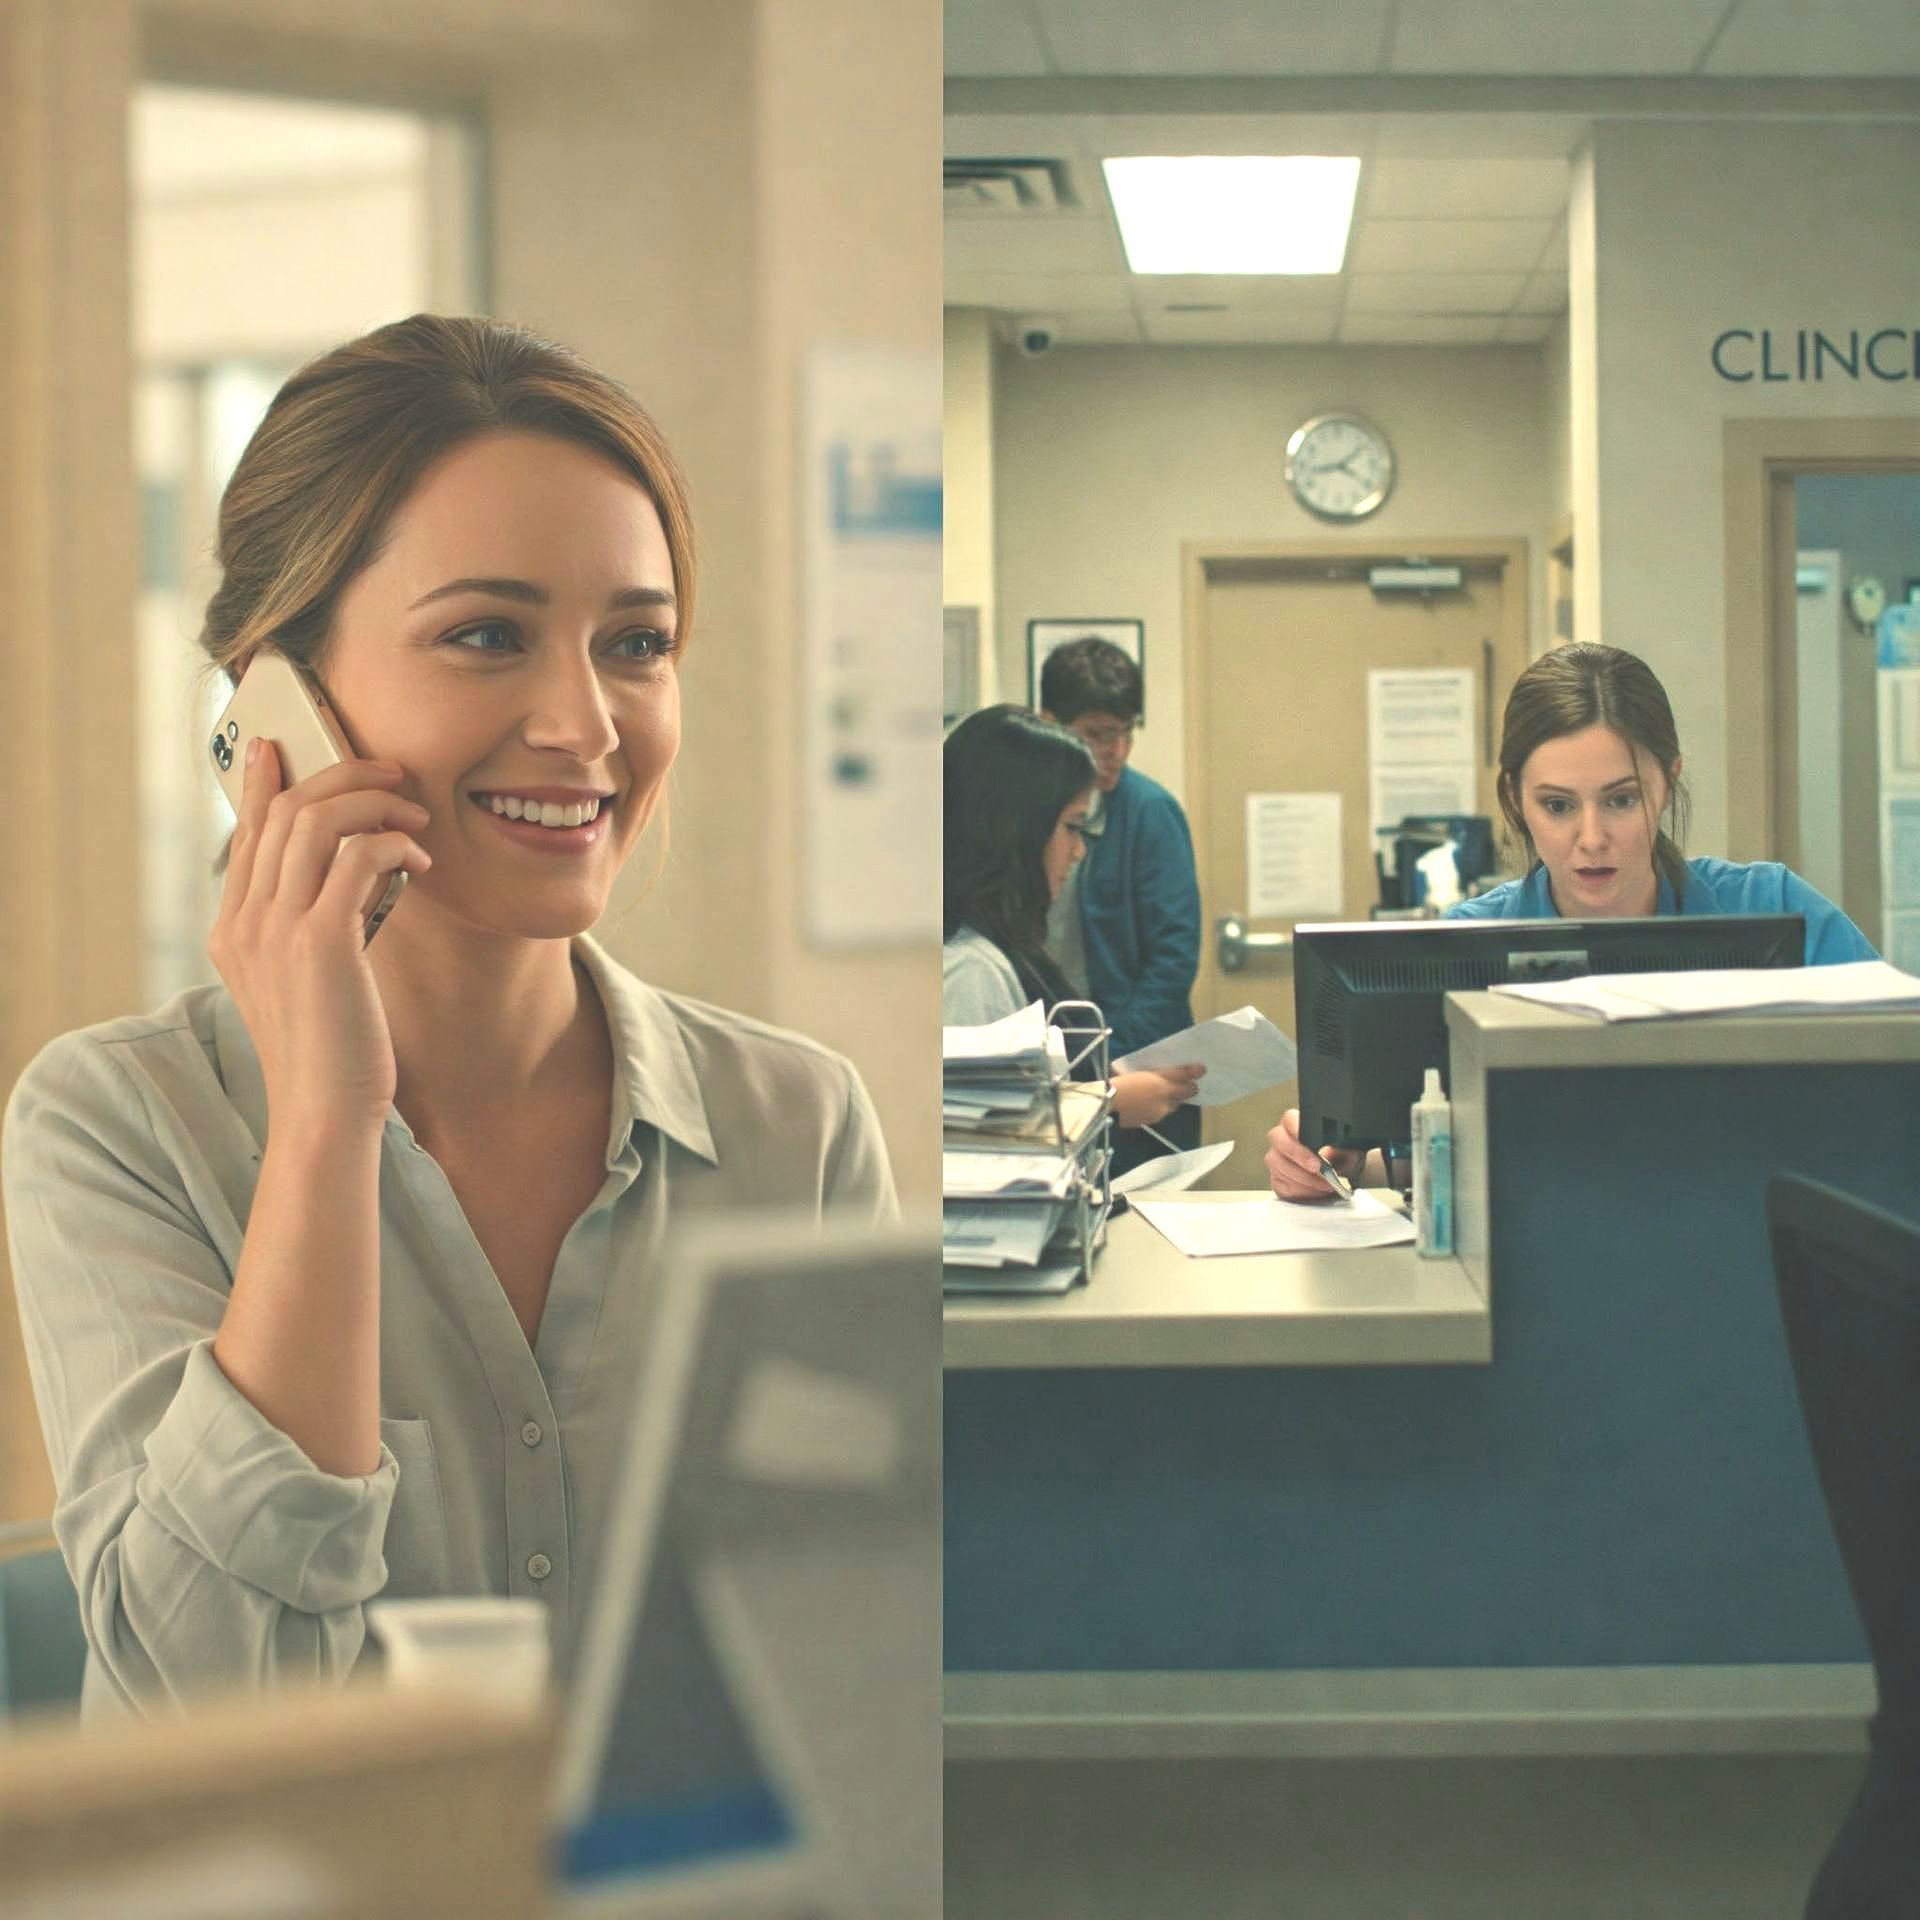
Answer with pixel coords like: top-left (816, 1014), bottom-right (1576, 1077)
top-left (1185, 544), bottom-right (1530, 1188)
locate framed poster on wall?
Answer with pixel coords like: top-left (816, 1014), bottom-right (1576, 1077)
top-left (1026, 618), bottom-right (1145, 717)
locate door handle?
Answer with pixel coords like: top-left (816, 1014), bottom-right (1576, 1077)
top-left (1217, 915), bottom-right (1292, 974)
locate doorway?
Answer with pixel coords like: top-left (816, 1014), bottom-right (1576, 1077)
top-left (1182, 538), bottom-right (1530, 1189)
top-left (1723, 420), bottom-right (1920, 970)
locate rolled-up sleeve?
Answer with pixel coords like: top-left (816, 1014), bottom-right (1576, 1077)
top-left (2, 1034), bottom-right (397, 1715)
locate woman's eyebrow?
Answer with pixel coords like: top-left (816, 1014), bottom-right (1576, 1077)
top-left (1531, 775), bottom-right (1639, 796)
top-left (407, 576), bottom-right (676, 612)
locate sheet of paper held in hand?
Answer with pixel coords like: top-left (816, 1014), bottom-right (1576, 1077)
top-left (1131, 1191), bottom-right (1416, 1258)
top-left (1490, 959), bottom-right (1920, 1022)
top-left (1114, 1006), bottom-right (1298, 1106)
top-left (1111, 1141), bottom-right (1235, 1196)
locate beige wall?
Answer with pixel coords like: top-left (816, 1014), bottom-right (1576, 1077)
top-left (991, 342), bottom-right (1553, 802)
top-left (944, 306), bottom-right (998, 704)
top-left (1, 0), bottom-right (143, 1523)
top-left (1579, 120), bottom-right (1920, 858)
top-left (489, 0), bottom-right (938, 1204)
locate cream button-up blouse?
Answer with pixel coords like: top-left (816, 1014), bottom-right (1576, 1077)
top-left (1, 932), bottom-right (896, 1719)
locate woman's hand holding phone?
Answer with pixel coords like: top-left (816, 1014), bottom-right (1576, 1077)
top-left (207, 740), bottom-right (433, 1136)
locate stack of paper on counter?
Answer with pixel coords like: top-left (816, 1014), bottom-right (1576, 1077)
top-left (1489, 959), bottom-right (1920, 1022)
top-left (942, 1002), bottom-right (1110, 1296)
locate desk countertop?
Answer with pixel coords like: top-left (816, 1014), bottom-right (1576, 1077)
top-left (1447, 991), bottom-right (1920, 1070)
top-left (942, 1191), bottom-right (1490, 1370)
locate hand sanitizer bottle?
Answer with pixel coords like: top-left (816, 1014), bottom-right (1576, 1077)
top-left (1412, 1068), bottom-right (1453, 1259)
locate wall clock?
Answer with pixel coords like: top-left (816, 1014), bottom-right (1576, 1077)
top-left (1285, 412), bottom-right (1395, 521)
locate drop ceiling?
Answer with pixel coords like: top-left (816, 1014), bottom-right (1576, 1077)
top-left (945, 0), bottom-right (1920, 347)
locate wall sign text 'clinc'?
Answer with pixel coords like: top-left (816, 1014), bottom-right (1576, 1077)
top-left (1712, 328), bottom-right (1920, 383)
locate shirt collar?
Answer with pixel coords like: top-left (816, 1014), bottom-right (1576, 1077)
top-left (212, 931), bottom-right (718, 1169)
top-left (1518, 864), bottom-right (1678, 918)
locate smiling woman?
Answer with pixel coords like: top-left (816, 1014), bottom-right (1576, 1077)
top-left (0, 315), bottom-right (897, 1719)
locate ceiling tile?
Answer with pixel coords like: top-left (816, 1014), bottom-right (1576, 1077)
top-left (1533, 222), bottom-right (1569, 270)
top-left (1142, 308), bottom-right (1341, 345)
top-left (944, 216), bottom-right (1127, 276)
top-left (944, 115), bottom-right (1100, 166)
top-left (1515, 271), bottom-right (1569, 315)
top-left (1085, 112), bottom-right (1382, 157)
top-left (1364, 156), bottom-right (1569, 220)
top-left (1496, 314), bottom-right (1554, 344)
top-left (1349, 217), bottom-right (1556, 272)
top-left (1371, 114), bottom-right (1589, 158)
top-left (1136, 273), bottom-right (1344, 312)
top-left (943, 0), bottom-right (1053, 77)
top-left (1705, 0), bottom-right (1920, 76)
top-left (1339, 313), bottom-right (1503, 344)
top-left (1034, 0), bottom-right (1391, 77)
top-left (941, 271), bottom-right (1135, 312)
top-left (1347, 271), bottom-right (1526, 313)
top-left (1389, 0), bottom-right (1730, 75)
top-left (1035, 312), bottom-right (1149, 346)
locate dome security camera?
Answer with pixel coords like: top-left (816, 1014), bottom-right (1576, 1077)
top-left (1014, 317), bottom-right (1058, 358)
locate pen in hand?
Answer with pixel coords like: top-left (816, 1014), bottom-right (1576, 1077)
top-left (1314, 1150), bottom-right (1356, 1203)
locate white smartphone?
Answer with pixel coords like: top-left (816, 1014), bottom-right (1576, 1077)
top-left (207, 650), bottom-right (407, 946)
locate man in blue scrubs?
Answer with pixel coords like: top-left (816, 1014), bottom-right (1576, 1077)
top-left (1041, 637), bottom-right (1202, 1173)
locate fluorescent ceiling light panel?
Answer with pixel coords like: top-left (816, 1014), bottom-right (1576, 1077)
top-left (1103, 155), bottom-right (1361, 275)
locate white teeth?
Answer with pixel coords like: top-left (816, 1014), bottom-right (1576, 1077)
top-left (484, 794), bottom-right (598, 827)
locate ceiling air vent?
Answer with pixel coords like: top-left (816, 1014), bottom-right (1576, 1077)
top-left (943, 157), bottom-right (1072, 216)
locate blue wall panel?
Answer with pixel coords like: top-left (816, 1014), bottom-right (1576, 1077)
top-left (945, 1061), bottom-right (1920, 1671)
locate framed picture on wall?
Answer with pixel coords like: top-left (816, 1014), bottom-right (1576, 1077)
top-left (1027, 618), bottom-right (1145, 717)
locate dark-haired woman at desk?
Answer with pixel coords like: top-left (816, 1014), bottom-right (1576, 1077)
top-left (944, 704), bottom-right (1201, 1131)
top-left (1267, 643), bottom-right (1877, 1201)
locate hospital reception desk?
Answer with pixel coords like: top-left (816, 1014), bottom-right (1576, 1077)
top-left (944, 995), bottom-right (1920, 1759)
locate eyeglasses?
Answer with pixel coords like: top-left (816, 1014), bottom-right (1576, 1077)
top-left (1077, 723), bottom-right (1136, 750)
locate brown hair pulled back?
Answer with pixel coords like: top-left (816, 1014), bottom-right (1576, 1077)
top-left (197, 316), bottom-right (697, 878)
top-left (1496, 643), bottom-right (1692, 904)
top-left (197, 313), bottom-right (696, 874)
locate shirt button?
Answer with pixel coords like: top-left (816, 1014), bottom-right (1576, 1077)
top-left (520, 1420), bottom-right (543, 1448)
top-left (526, 1553), bottom-right (552, 1581)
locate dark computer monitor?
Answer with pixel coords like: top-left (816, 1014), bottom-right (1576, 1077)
top-left (1294, 913), bottom-right (1806, 1153)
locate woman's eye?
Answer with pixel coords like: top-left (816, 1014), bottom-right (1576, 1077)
top-left (612, 627), bottom-right (676, 661)
top-left (449, 621), bottom-right (519, 653)
top-left (1609, 790), bottom-right (1641, 809)
top-left (1540, 798), bottom-right (1571, 816)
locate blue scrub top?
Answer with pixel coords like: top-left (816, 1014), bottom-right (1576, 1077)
top-left (1445, 855), bottom-right (1878, 965)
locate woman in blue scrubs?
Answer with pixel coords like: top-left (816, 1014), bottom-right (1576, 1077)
top-left (1266, 642), bottom-right (1877, 1200)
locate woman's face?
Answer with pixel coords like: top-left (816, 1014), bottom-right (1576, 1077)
top-left (1513, 723), bottom-right (1676, 918)
top-left (1043, 789), bottom-right (1093, 902)
top-left (317, 429), bottom-right (681, 941)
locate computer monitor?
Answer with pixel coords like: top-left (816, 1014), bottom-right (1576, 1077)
top-left (551, 1213), bottom-right (938, 1920)
top-left (1294, 913), bottom-right (1806, 1153)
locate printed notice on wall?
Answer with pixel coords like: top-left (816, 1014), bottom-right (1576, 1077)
top-left (1883, 793), bottom-right (1920, 910)
top-left (800, 344), bottom-right (942, 946)
top-left (1246, 792), bottom-right (1343, 919)
top-left (1369, 668), bottom-right (1476, 767)
top-left (1367, 667), bottom-right (1478, 836)
top-left (1368, 765), bottom-right (1478, 840)
top-left (1881, 669), bottom-right (1920, 774)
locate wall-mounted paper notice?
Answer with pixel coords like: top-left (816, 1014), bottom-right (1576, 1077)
top-left (1368, 668), bottom-right (1476, 768)
top-left (1369, 764), bottom-right (1478, 838)
top-left (1247, 792), bottom-right (1342, 918)
top-left (1882, 669), bottom-right (1920, 775)
top-left (1883, 793), bottom-right (1920, 908)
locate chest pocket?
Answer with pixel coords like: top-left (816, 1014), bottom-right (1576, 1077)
top-left (376, 1416), bottom-right (452, 1598)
